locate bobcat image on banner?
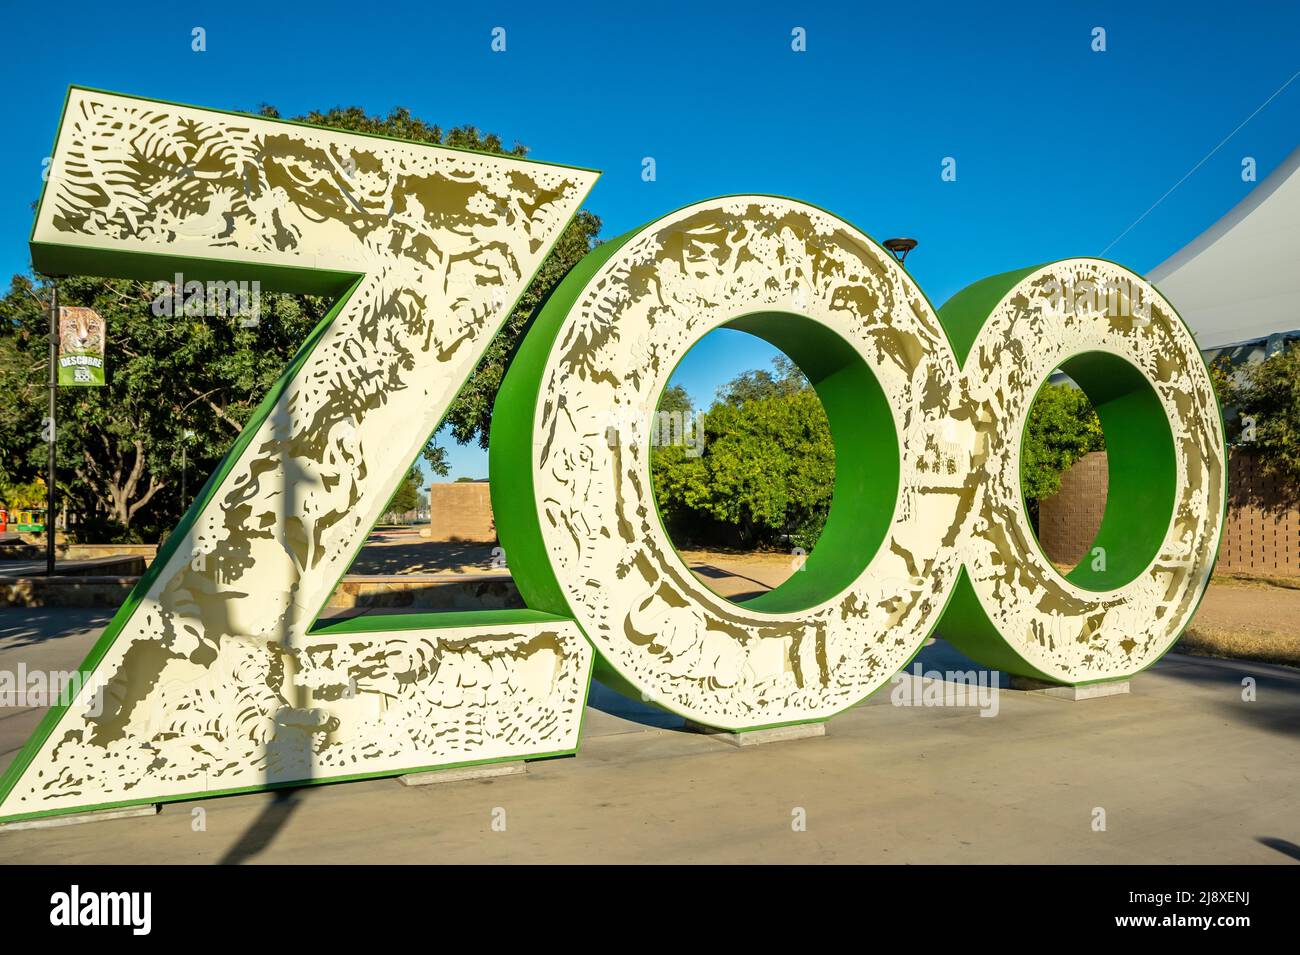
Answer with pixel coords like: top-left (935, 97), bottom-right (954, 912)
top-left (57, 305), bottom-right (105, 386)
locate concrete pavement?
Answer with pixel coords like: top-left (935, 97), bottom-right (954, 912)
top-left (1, 608), bottom-right (1298, 864)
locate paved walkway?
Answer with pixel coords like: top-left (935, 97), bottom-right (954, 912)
top-left (0, 608), bottom-right (1297, 863)
top-left (0, 555), bottom-right (144, 577)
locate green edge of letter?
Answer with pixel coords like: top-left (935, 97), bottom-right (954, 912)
top-left (0, 89), bottom-right (1225, 822)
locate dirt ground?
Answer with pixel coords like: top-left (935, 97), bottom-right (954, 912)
top-left (1180, 575), bottom-right (1300, 666)
top-left (678, 550), bottom-right (1300, 666)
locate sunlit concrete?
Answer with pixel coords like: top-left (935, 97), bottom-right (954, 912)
top-left (1, 608), bottom-right (1297, 864)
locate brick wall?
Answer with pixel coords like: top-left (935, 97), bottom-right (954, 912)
top-left (1039, 450), bottom-right (1300, 577)
top-left (427, 482), bottom-right (496, 543)
top-left (1038, 451), bottom-right (1108, 568)
top-left (1219, 452), bottom-right (1300, 576)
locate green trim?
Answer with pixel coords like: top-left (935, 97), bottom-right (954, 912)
top-left (1049, 351), bottom-right (1176, 591)
top-left (489, 191), bottom-right (935, 619)
top-left (0, 276), bottom-right (362, 819)
top-left (5, 131), bottom-right (1230, 812)
top-left (703, 313), bottom-right (898, 614)
top-left (0, 747), bottom-right (577, 826)
top-left (32, 83), bottom-right (601, 270)
top-left (932, 265), bottom-right (1041, 367)
top-left (301, 208), bottom-right (599, 641)
top-left (31, 243), bottom-right (359, 295)
top-left (311, 608), bottom-right (570, 636)
top-left (1, 89), bottom-right (602, 823)
top-left (491, 202), bottom-right (912, 729)
top-left (937, 569), bottom-right (1054, 682)
top-left (933, 260), bottom-right (1228, 684)
top-left (490, 232), bottom-right (635, 617)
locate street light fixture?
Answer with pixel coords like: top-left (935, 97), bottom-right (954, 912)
top-left (883, 237), bottom-right (918, 264)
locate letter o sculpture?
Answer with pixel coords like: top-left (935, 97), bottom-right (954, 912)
top-left (493, 196), bottom-right (1225, 730)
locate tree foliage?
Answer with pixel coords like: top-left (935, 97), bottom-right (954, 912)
top-left (0, 477), bottom-right (45, 510)
top-left (383, 466), bottom-right (425, 521)
top-left (0, 273), bottom-right (323, 539)
top-left (1020, 381), bottom-right (1106, 525)
top-left (651, 358), bottom-right (834, 551)
top-left (652, 359), bottom-right (1111, 551)
top-left (1223, 343), bottom-right (1300, 488)
top-left (657, 384), bottom-right (692, 416)
top-left (0, 104), bottom-right (600, 542)
top-left (713, 354), bottom-right (804, 405)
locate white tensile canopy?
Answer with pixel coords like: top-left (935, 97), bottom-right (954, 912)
top-left (1148, 146), bottom-right (1300, 350)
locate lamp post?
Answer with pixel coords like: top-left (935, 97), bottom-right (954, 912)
top-left (180, 429), bottom-right (196, 514)
top-left (45, 280), bottom-right (58, 576)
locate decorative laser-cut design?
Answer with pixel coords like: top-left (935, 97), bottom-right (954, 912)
top-left (499, 200), bottom-right (1225, 728)
top-left (2, 93), bottom-right (1224, 822)
top-left (505, 198), bottom-right (966, 729)
top-left (0, 88), bottom-right (596, 822)
top-left (948, 261), bottom-right (1225, 682)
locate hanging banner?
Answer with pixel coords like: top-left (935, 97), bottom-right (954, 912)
top-left (57, 305), bottom-right (105, 386)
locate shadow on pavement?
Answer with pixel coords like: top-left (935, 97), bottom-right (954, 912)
top-left (586, 680), bottom-right (686, 730)
top-left (1256, 836), bottom-right (1300, 861)
top-left (344, 537), bottom-right (500, 576)
top-left (0, 607), bottom-right (113, 650)
top-left (219, 790), bottom-right (302, 865)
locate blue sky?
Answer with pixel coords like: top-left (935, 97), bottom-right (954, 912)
top-left (2, 0), bottom-right (1297, 479)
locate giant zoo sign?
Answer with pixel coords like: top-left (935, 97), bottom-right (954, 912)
top-left (0, 89), bottom-right (1225, 822)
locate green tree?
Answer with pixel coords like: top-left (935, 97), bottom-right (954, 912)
top-left (657, 384), bottom-right (693, 416)
top-left (0, 273), bottom-right (322, 539)
top-left (0, 104), bottom-right (600, 542)
top-left (1228, 343), bottom-right (1300, 490)
top-left (657, 363), bottom-right (1111, 550)
top-left (0, 477), bottom-right (45, 510)
top-left (1207, 353), bottom-right (1235, 409)
top-left (652, 358), bottom-right (833, 550)
top-left (0, 278), bottom-right (44, 495)
top-left (714, 354), bottom-right (804, 405)
top-left (1020, 381), bottom-right (1105, 526)
top-left (383, 466), bottom-right (424, 521)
